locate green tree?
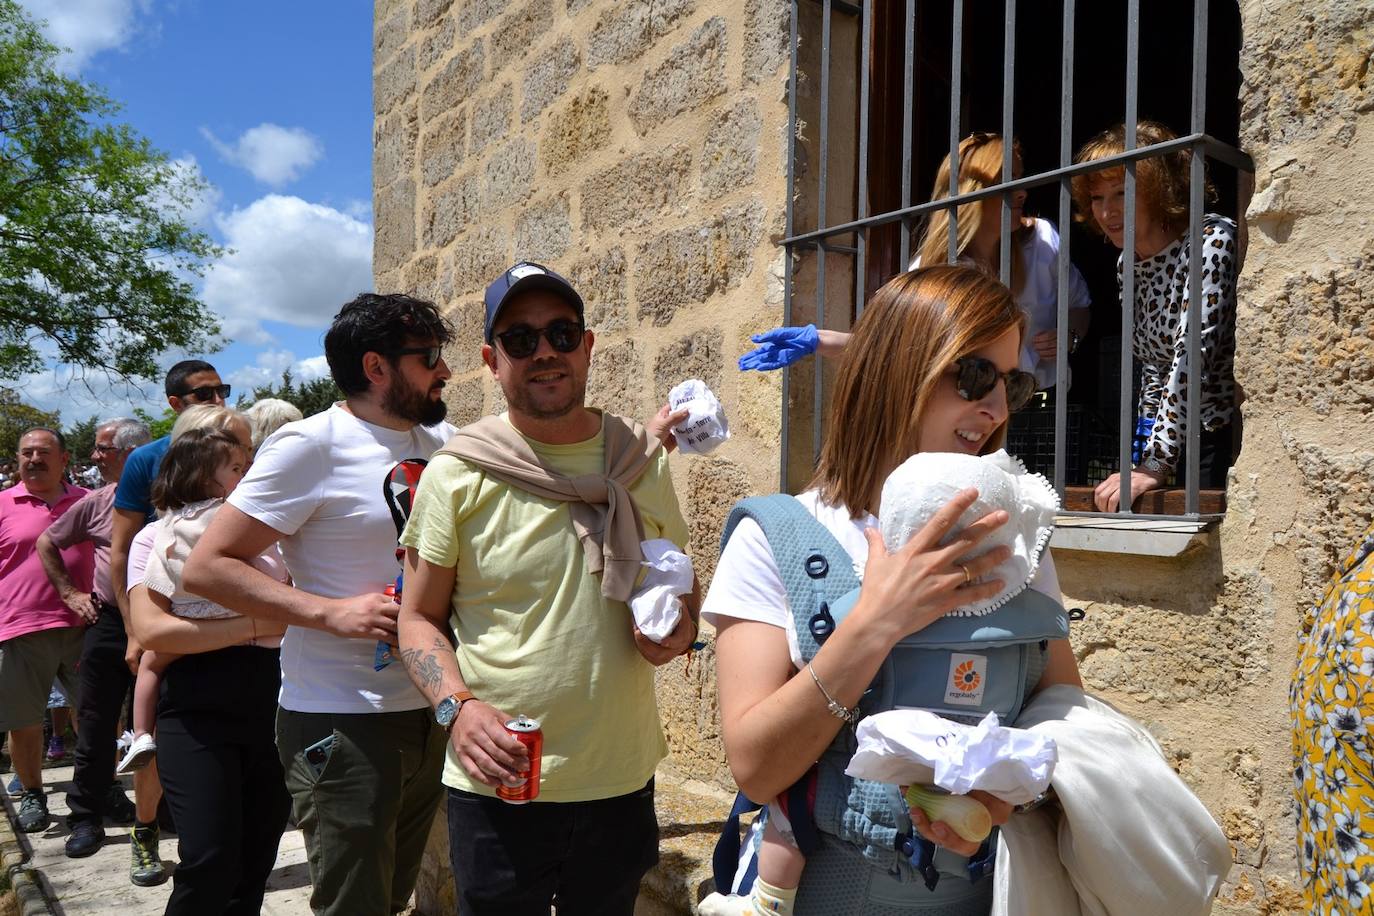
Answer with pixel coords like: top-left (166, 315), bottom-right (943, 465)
top-left (0, 0), bottom-right (224, 383)
top-left (0, 386), bottom-right (58, 457)
top-left (64, 413), bottom-right (98, 459)
top-left (242, 370), bottom-right (342, 419)
top-left (133, 406), bottom-right (175, 440)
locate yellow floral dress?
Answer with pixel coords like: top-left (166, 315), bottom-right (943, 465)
top-left (1292, 523), bottom-right (1374, 912)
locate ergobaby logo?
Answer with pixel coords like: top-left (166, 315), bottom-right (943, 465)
top-left (945, 653), bottom-right (987, 706)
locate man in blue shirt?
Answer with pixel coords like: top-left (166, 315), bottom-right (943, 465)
top-left (109, 359), bottom-right (228, 641)
top-left (103, 360), bottom-right (227, 853)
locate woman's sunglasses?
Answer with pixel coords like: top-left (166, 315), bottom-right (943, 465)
top-left (495, 320), bottom-right (585, 360)
top-left (953, 356), bottom-right (1037, 411)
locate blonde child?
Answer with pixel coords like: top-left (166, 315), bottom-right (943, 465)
top-left (118, 415), bottom-right (284, 774)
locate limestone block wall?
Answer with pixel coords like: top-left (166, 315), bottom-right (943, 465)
top-left (374, 0), bottom-right (1373, 912)
top-left (371, 4), bottom-right (792, 907)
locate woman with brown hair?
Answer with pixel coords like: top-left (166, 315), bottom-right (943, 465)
top-left (703, 265), bottom-right (1081, 914)
top-left (742, 133), bottom-right (1092, 397)
top-left (1071, 121), bottom-right (1240, 512)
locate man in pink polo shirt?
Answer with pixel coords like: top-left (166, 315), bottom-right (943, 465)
top-left (0, 427), bottom-right (93, 832)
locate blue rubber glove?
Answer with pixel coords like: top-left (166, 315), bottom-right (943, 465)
top-left (737, 325), bottom-right (820, 371)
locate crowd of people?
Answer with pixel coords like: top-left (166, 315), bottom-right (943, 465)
top-left (0, 118), bottom-right (1271, 916)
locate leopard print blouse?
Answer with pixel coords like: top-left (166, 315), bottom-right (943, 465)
top-left (1115, 214), bottom-right (1238, 473)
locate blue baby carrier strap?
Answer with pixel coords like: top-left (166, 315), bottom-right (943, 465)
top-left (712, 494), bottom-right (859, 895)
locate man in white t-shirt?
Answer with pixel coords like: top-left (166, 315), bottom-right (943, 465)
top-left (183, 293), bottom-right (457, 916)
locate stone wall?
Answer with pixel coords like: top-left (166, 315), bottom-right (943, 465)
top-left (372, 0), bottom-right (792, 910)
top-left (375, 0), bottom-right (1374, 912)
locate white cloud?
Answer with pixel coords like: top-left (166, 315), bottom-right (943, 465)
top-left (19, 0), bottom-right (153, 72)
top-left (293, 355), bottom-right (330, 382)
top-left (225, 350), bottom-right (333, 396)
top-left (201, 123), bottom-right (324, 187)
top-left (201, 194), bottom-right (372, 343)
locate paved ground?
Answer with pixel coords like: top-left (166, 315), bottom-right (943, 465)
top-left (3, 763), bottom-right (314, 915)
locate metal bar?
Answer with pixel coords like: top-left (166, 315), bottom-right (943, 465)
top-left (818, 0), bottom-right (832, 238)
top-left (814, 0), bottom-right (832, 467)
top-left (814, 248), bottom-right (826, 465)
top-left (947, 0), bottom-right (964, 264)
top-left (899, 0), bottom-right (915, 267)
top-left (854, 0), bottom-right (872, 317)
top-left (1119, 0), bottom-right (1139, 513)
top-left (1185, 0), bottom-right (1209, 515)
top-left (999, 0), bottom-right (1015, 285)
top-left (801, 0), bottom-right (861, 16)
top-left (780, 0), bottom-right (799, 493)
top-left (780, 133), bottom-right (1252, 245)
top-left (1054, 0), bottom-right (1075, 494)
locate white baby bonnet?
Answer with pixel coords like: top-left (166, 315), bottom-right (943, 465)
top-left (878, 449), bottom-right (1059, 617)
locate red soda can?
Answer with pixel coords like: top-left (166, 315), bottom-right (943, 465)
top-left (496, 715), bottom-right (543, 804)
top-left (384, 583), bottom-right (399, 601)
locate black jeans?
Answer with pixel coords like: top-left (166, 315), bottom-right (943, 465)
top-left (157, 646), bottom-right (291, 916)
top-left (66, 603), bottom-right (133, 825)
top-left (446, 778), bottom-right (658, 916)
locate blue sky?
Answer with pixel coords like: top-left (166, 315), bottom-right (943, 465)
top-left (17, 0), bottom-right (375, 422)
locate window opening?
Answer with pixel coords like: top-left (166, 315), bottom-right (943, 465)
top-left (780, 0), bottom-right (1251, 520)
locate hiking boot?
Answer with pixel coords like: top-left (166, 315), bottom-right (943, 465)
top-left (105, 782), bottom-right (136, 825)
top-left (17, 789), bottom-right (49, 833)
top-left (45, 735), bottom-right (66, 761)
top-left (64, 821), bottom-right (106, 858)
top-left (129, 823), bottom-right (167, 887)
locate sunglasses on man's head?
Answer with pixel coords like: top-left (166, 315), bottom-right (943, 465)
top-left (953, 356), bottom-right (1037, 412)
top-left (391, 346), bottom-right (444, 369)
top-left (180, 384), bottom-right (231, 402)
top-left (495, 320), bottom-right (585, 360)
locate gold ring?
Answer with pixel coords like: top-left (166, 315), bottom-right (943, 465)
top-left (959, 564), bottom-right (972, 586)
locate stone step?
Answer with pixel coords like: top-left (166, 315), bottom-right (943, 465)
top-left (636, 771), bottom-right (737, 915)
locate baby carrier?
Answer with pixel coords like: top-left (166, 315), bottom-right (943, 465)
top-left (711, 494), bottom-right (1069, 915)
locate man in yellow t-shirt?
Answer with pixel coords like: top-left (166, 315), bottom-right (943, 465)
top-left (397, 262), bottom-right (699, 916)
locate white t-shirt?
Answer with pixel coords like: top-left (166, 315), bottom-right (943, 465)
top-left (228, 404), bottom-right (455, 713)
top-left (126, 524), bottom-right (158, 594)
top-left (1016, 218), bottom-right (1092, 390)
top-left (700, 490), bottom-right (1062, 670)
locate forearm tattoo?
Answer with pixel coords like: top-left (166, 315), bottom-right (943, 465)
top-left (402, 636), bottom-right (451, 697)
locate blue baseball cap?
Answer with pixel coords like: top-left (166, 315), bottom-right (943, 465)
top-left (483, 262), bottom-right (585, 342)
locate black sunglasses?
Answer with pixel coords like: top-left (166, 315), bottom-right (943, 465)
top-left (495, 320), bottom-right (585, 360)
top-left (180, 384), bottom-right (231, 402)
top-left (953, 356), bottom-right (1037, 411)
top-left (391, 346), bottom-right (444, 369)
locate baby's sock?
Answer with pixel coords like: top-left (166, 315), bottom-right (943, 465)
top-left (751, 878), bottom-right (798, 915)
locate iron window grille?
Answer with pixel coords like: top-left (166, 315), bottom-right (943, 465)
top-left (778, 0), bottom-right (1254, 520)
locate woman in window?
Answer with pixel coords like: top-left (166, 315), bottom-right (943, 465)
top-left (741, 133), bottom-right (1092, 400)
top-left (1071, 121), bottom-right (1240, 512)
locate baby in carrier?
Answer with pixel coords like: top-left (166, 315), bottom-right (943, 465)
top-left (704, 449), bottom-right (1059, 915)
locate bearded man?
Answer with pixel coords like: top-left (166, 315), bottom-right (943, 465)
top-left (184, 294), bottom-right (456, 916)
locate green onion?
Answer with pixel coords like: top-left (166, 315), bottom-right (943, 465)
top-left (904, 785), bottom-right (991, 843)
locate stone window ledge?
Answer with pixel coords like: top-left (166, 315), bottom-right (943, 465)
top-left (1051, 515), bottom-right (1219, 558)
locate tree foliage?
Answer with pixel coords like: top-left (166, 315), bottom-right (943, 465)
top-left (0, 386), bottom-right (58, 457)
top-left (0, 0), bottom-right (224, 383)
top-left (242, 371), bottom-right (342, 419)
top-left (64, 413), bottom-right (98, 459)
top-left (133, 406), bottom-right (176, 440)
